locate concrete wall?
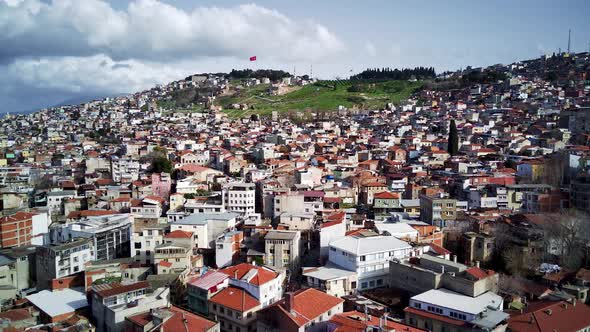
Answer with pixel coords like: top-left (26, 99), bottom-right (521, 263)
top-left (442, 273), bottom-right (499, 297)
top-left (389, 262), bottom-right (441, 295)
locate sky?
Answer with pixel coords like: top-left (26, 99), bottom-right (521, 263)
top-left (1, 0), bottom-right (590, 113)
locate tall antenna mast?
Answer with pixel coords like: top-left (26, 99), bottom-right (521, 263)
top-left (567, 29), bottom-right (571, 54)
top-left (310, 64), bottom-right (313, 79)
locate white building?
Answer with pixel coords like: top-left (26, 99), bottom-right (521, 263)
top-left (52, 214), bottom-right (133, 261)
top-left (407, 288), bottom-right (508, 330)
top-left (132, 223), bottom-right (166, 265)
top-left (35, 238), bottom-right (94, 289)
top-left (223, 182), bottom-right (256, 215)
top-left (31, 211), bottom-right (51, 245)
top-left (170, 212), bottom-right (238, 249)
top-left (46, 190), bottom-right (76, 216)
top-left (218, 263), bottom-right (285, 308)
top-left (110, 157), bottom-right (140, 183)
top-left (328, 234), bottom-right (413, 290)
top-left (92, 281), bottom-right (169, 332)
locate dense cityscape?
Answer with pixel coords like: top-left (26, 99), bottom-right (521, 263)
top-left (1, 1), bottom-right (590, 331)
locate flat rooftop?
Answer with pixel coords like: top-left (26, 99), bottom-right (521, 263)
top-left (26, 288), bottom-right (88, 318)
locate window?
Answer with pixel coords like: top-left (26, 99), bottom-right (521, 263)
top-left (414, 303), bottom-right (421, 309)
top-left (360, 256), bottom-right (366, 262)
top-left (134, 242), bottom-right (141, 249)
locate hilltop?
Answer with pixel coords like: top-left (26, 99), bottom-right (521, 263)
top-left (216, 79), bottom-right (423, 118)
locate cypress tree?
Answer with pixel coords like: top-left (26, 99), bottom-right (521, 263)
top-left (448, 119), bottom-right (459, 156)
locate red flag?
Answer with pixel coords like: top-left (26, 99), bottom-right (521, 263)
top-left (249, 56), bottom-right (257, 61)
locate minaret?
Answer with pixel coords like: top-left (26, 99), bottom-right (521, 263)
top-left (567, 29), bottom-right (571, 54)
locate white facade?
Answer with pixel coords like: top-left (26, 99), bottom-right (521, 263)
top-left (132, 226), bottom-right (165, 265)
top-left (328, 235), bottom-right (413, 290)
top-left (31, 211), bottom-right (51, 245)
top-left (408, 288), bottom-right (506, 325)
top-left (319, 221), bottom-right (346, 259)
top-left (170, 212), bottom-right (238, 249)
top-left (223, 182), bottom-right (256, 215)
top-left (110, 157), bottom-right (140, 183)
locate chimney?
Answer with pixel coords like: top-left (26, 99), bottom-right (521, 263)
top-left (285, 292), bottom-right (295, 313)
top-left (475, 261), bottom-right (480, 268)
top-left (453, 255), bottom-right (457, 263)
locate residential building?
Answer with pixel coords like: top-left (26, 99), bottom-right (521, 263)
top-left (389, 255), bottom-right (499, 296)
top-left (125, 305), bottom-right (220, 332)
top-left (91, 281), bottom-right (170, 332)
top-left (328, 310), bottom-right (426, 332)
top-left (0, 246), bottom-right (36, 302)
top-left (0, 212), bottom-right (35, 248)
top-left (257, 288), bottom-right (344, 332)
top-left (132, 219), bottom-right (166, 265)
top-left (302, 265), bottom-right (358, 297)
top-left (507, 300), bottom-right (590, 332)
top-left (170, 212), bottom-right (238, 249)
top-left (420, 194), bottom-right (457, 227)
top-left (223, 182), bottom-right (256, 216)
top-left (36, 238), bottom-right (94, 289)
top-left (216, 230), bottom-right (243, 268)
top-left (52, 214), bottom-right (132, 261)
top-left (328, 233), bottom-right (413, 290)
top-left (264, 230), bottom-right (301, 271)
top-left (405, 288), bottom-right (508, 332)
top-left (187, 270), bottom-right (229, 316)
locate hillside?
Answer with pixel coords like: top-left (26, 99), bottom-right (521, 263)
top-left (216, 80), bottom-right (423, 118)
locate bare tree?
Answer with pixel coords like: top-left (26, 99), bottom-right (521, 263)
top-left (542, 209), bottom-right (590, 269)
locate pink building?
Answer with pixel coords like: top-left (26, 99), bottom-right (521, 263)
top-left (151, 172), bottom-right (172, 199)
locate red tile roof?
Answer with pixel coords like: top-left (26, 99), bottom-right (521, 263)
top-left (163, 306), bottom-right (217, 331)
top-left (165, 230), bottom-right (194, 239)
top-left (209, 286), bottom-right (260, 312)
top-left (374, 191), bottom-right (400, 199)
top-left (330, 310), bottom-right (427, 332)
top-left (508, 301), bottom-right (590, 332)
top-left (288, 288), bottom-right (344, 326)
top-left (0, 308), bottom-right (33, 322)
top-left (220, 263), bottom-right (278, 286)
top-left (159, 261), bottom-right (173, 268)
top-left (92, 281), bottom-right (149, 298)
top-left (0, 212), bottom-right (36, 224)
top-left (465, 267), bottom-right (495, 280)
top-left (127, 306), bottom-right (217, 331)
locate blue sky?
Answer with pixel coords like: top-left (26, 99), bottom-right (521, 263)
top-left (1, 0), bottom-right (589, 112)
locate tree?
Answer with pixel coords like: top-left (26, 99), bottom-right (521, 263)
top-left (151, 156), bottom-right (172, 174)
top-left (542, 210), bottom-right (590, 269)
top-left (447, 120), bottom-right (459, 156)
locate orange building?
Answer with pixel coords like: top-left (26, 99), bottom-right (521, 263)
top-left (0, 212), bottom-right (35, 248)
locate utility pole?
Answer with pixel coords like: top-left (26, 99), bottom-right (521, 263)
top-left (310, 64), bottom-right (313, 79)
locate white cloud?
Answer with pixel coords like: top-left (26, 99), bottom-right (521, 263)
top-left (0, 0), bottom-right (347, 111)
top-left (365, 42), bottom-right (377, 57)
top-left (0, 0), bottom-right (344, 63)
top-left (6, 54), bottom-right (197, 93)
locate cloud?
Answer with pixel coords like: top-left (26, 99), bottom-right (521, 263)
top-left (5, 54), bottom-right (189, 93)
top-left (0, 0), bottom-right (344, 63)
top-left (365, 42), bottom-right (377, 57)
top-left (0, 0), bottom-right (346, 112)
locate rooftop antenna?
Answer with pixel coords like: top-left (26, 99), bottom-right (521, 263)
top-left (567, 29), bottom-right (571, 54)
